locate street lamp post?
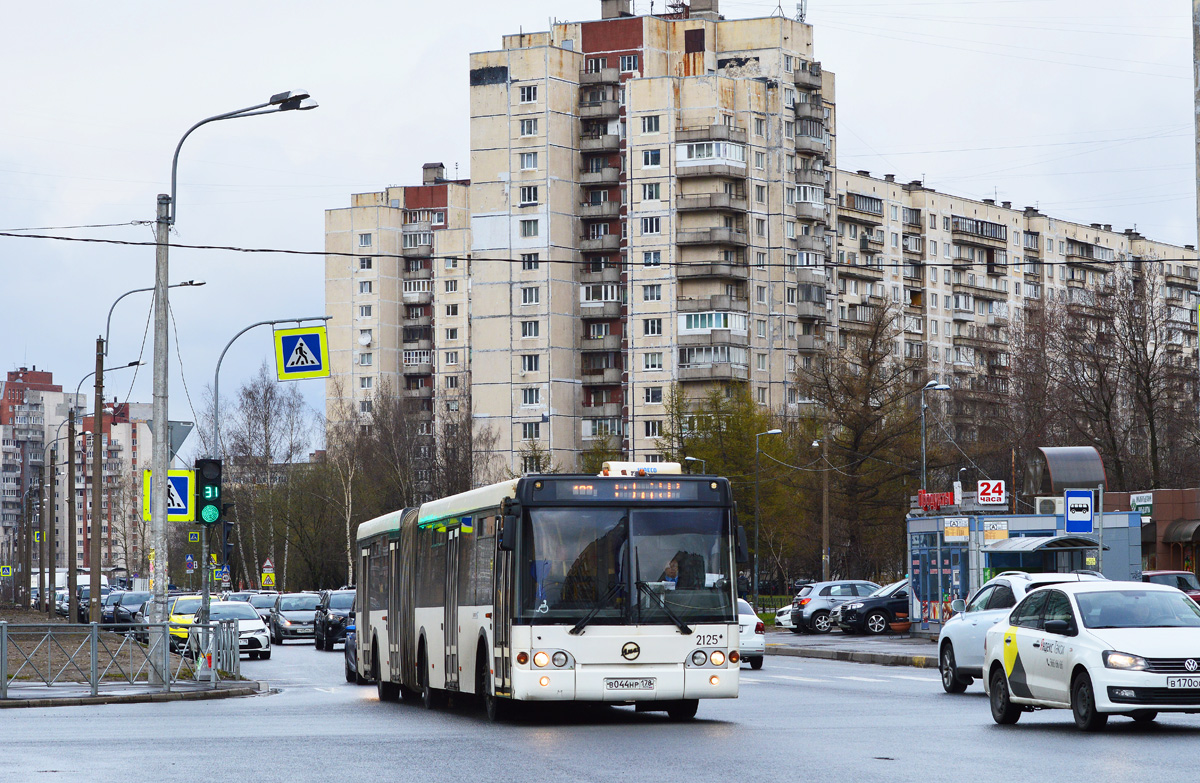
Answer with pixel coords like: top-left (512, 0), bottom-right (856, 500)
top-left (683, 456), bottom-right (707, 474)
top-left (920, 380), bottom-right (951, 491)
top-left (811, 438), bottom-right (832, 581)
top-left (150, 91), bottom-right (316, 630)
top-left (753, 429), bottom-right (782, 610)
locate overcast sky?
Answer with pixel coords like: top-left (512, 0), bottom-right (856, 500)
top-left (1, 0), bottom-right (1192, 456)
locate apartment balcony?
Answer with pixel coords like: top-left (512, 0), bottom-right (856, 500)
top-left (676, 124), bottom-right (748, 145)
top-left (579, 200), bottom-right (620, 219)
top-left (580, 67), bottom-right (619, 85)
top-left (581, 367), bottom-right (623, 385)
top-left (679, 364), bottom-right (749, 383)
top-left (402, 244), bottom-right (433, 258)
top-left (581, 401), bottom-right (623, 418)
top-left (676, 227), bottom-right (748, 247)
top-left (675, 192), bottom-right (748, 212)
top-left (795, 299), bottom-right (826, 320)
top-left (580, 133), bottom-right (620, 152)
top-left (405, 314), bottom-right (433, 327)
top-left (580, 301), bottom-right (623, 319)
top-left (580, 166), bottom-right (620, 185)
top-left (796, 334), bottom-right (827, 352)
top-left (951, 225), bottom-right (1007, 249)
top-left (951, 308), bottom-right (975, 322)
top-left (794, 233), bottom-right (826, 254)
top-left (793, 101), bottom-right (823, 122)
top-left (838, 262), bottom-right (885, 281)
top-left (675, 162), bottom-right (748, 179)
top-left (793, 135), bottom-right (826, 156)
top-left (403, 338), bottom-right (434, 352)
top-left (580, 265), bottom-right (621, 285)
top-left (404, 265), bottom-right (433, 280)
top-left (953, 332), bottom-right (1005, 350)
top-left (677, 294), bottom-right (749, 313)
top-left (579, 99), bottom-right (620, 119)
top-left (796, 167), bottom-right (825, 188)
top-left (1165, 267), bottom-right (1198, 288)
top-left (678, 330), bottom-right (749, 349)
top-left (403, 386), bottom-right (434, 399)
top-left (840, 194), bottom-right (884, 225)
top-left (580, 234), bottom-right (620, 252)
top-left (676, 261), bottom-right (750, 281)
top-left (581, 334), bottom-right (622, 352)
top-left (402, 363), bottom-right (434, 376)
top-left (403, 291), bottom-right (433, 305)
top-left (794, 63), bottom-right (822, 89)
top-left (902, 235), bottom-right (924, 258)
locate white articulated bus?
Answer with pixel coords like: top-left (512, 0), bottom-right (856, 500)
top-left (354, 464), bottom-right (747, 720)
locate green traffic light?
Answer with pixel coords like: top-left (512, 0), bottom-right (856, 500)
top-left (201, 504), bottom-right (220, 523)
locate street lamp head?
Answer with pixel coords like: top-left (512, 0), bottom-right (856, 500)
top-left (684, 456), bottom-right (700, 463)
top-left (923, 380), bottom-right (939, 389)
top-left (180, 279), bottom-right (206, 287)
top-left (269, 89), bottom-right (311, 105)
top-left (766, 429), bottom-right (782, 435)
top-left (125, 360), bottom-right (143, 368)
top-left (934, 384), bottom-right (951, 391)
top-left (278, 97), bottom-right (318, 112)
top-left (811, 440), bottom-right (820, 449)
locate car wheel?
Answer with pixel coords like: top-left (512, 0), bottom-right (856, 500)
top-left (749, 656), bottom-right (764, 670)
top-left (940, 644), bottom-right (970, 694)
top-left (665, 699), bottom-right (699, 721)
top-left (810, 611), bottom-right (832, 634)
top-left (1130, 710), bottom-right (1158, 724)
top-left (346, 658), bottom-right (356, 683)
top-left (989, 666), bottom-right (1021, 724)
top-left (789, 626), bottom-right (805, 635)
top-left (864, 611), bottom-right (889, 635)
top-left (314, 629), bottom-right (323, 648)
top-left (1071, 671), bottom-right (1108, 732)
top-left (323, 633), bottom-right (335, 652)
top-left (249, 651), bottom-right (260, 660)
top-left (260, 650), bottom-right (271, 660)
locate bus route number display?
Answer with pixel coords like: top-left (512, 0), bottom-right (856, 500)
top-left (539, 479), bottom-right (705, 501)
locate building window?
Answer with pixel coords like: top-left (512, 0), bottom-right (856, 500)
top-left (755, 151), bottom-right (766, 169)
top-left (784, 54), bottom-right (794, 72)
top-left (520, 219), bottom-right (539, 237)
top-left (446, 257), bottom-right (459, 269)
top-left (644, 386), bottom-right (662, 404)
top-left (519, 185), bottom-right (539, 205)
top-left (522, 387), bottom-right (541, 406)
top-left (619, 54), bottom-right (639, 72)
top-left (641, 216), bottom-right (661, 235)
top-left (586, 57), bottom-right (607, 72)
top-left (757, 285), bottom-right (767, 304)
top-left (521, 253), bottom-right (540, 270)
top-left (644, 352), bottom-right (663, 370)
top-left (360, 400), bottom-right (373, 414)
top-left (644, 420), bottom-right (662, 438)
top-left (642, 182), bottom-right (661, 201)
top-left (445, 327), bottom-right (459, 340)
top-left (519, 85), bottom-right (537, 103)
top-left (520, 151), bottom-right (538, 170)
top-left (443, 280), bottom-right (457, 293)
top-left (644, 318), bottom-right (662, 336)
top-left (446, 375), bottom-right (459, 389)
top-left (360, 376), bottom-right (373, 389)
top-left (446, 304), bottom-right (459, 316)
top-left (520, 118), bottom-right (538, 136)
top-left (755, 184), bottom-right (766, 203)
top-left (642, 149), bottom-right (661, 168)
top-left (358, 233), bottom-right (372, 247)
top-left (522, 422), bottom-right (541, 440)
top-left (784, 120), bottom-right (794, 139)
top-left (359, 353), bottom-right (373, 366)
top-left (641, 115), bottom-right (660, 133)
top-left (359, 280), bottom-right (372, 294)
top-left (755, 218), bottom-right (766, 237)
top-left (445, 351), bottom-right (459, 365)
top-left (754, 117), bottom-right (766, 137)
top-left (643, 250), bottom-right (661, 266)
top-left (359, 258), bottom-right (372, 270)
top-left (643, 284), bottom-right (662, 301)
top-left (757, 320), bottom-right (766, 337)
top-left (521, 286), bottom-right (540, 305)
top-left (757, 387), bottom-right (767, 404)
top-left (757, 252), bottom-right (767, 268)
top-left (521, 320), bottom-right (540, 337)
top-left (521, 354), bottom-right (540, 372)
top-left (358, 305), bottom-right (372, 318)
top-left (589, 322), bottom-right (610, 338)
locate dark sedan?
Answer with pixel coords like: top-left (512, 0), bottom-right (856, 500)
top-left (269, 593), bottom-right (319, 644)
top-left (315, 589), bottom-right (356, 651)
top-left (76, 585), bottom-right (111, 623)
top-left (247, 592), bottom-right (279, 624)
top-left (344, 619), bottom-right (367, 684)
top-left (113, 591), bottom-right (153, 625)
top-left (834, 579), bottom-right (910, 635)
top-left (100, 590), bottom-right (126, 624)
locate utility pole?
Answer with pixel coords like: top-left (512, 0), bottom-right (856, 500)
top-left (821, 434), bottom-right (830, 581)
top-left (150, 193), bottom-right (171, 627)
top-left (67, 407), bottom-right (78, 622)
top-left (46, 446), bottom-right (56, 618)
top-left (90, 336), bottom-right (104, 622)
top-left (38, 465), bottom-right (46, 614)
top-left (22, 489), bottom-right (32, 608)
top-left (1193, 0), bottom-right (1200, 406)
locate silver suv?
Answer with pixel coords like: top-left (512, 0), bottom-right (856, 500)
top-left (789, 580), bottom-right (881, 634)
top-left (937, 571), bottom-right (1106, 693)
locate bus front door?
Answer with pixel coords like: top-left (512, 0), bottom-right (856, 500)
top-left (444, 527), bottom-right (460, 691)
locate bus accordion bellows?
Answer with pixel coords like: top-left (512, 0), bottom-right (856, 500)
top-left (353, 467), bottom-right (748, 721)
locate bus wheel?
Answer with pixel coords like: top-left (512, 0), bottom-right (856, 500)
top-left (478, 644), bottom-right (510, 722)
top-left (374, 641), bottom-right (399, 702)
top-left (665, 699), bottom-right (699, 721)
top-left (418, 645), bottom-right (441, 710)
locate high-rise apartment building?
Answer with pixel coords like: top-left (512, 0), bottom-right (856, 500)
top-left (325, 164), bottom-right (472, 474)
top-left (468, 0), bottom-right (835, 473)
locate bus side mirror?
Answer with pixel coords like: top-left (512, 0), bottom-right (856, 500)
top-left (499, 497), bottom-right (521, 552)
top-left (736, 526), bottom-right (750, 564)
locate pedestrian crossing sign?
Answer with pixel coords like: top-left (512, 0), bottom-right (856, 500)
top-left (274, 326), bottom-right (330, 381)
top-left (0, 566), bottom-right (11, 577)
top-left (141, 469), bottom-right (196, 522)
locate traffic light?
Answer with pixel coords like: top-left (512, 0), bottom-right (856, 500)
top-left (221, 520), bottom-right (235, 566)
top-left (194, 458), bottom-right (222, 525)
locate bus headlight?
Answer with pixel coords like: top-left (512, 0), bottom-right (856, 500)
top-left (539, 676), bottom-right (550, 687)
top-left (516, 651), bottom-right (529, 665)
top-left (709, 650), bottom-right (726, 667)
top-left (533, 651), bottom-right (550, 668)
top-left (552, 651), bottom-right (568, 667)
top-left (691, 650), bottom-right (708, 666)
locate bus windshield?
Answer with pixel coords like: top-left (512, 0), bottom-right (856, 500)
top-left (518, 506), bottom-right (734, 626)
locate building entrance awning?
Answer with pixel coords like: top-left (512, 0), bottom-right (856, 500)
top-left (983, 535), bottom-right (1102, 553)
top-left (1163, 520), bottom-right (1200, 544)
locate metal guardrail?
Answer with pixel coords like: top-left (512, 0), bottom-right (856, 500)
top-left (0, 620), bottom-right (241, 699)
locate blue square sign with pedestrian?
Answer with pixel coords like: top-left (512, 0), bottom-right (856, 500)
top-left (274, 326), bottom-right (330, 381)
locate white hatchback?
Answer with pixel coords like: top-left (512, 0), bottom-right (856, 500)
top-left (983, 581), bottom-right (1200, 730)
top-left (737, 599), bottom-right (765, 670)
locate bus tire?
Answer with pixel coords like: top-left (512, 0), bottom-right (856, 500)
top-left (418, 644), bottom-right (441, 710)
top-left (665, 699), bottom-right (699, 721)
top-left (374, 641), bottom-right (399, 702)
top-left (477, 641), bottom-right (510, 722)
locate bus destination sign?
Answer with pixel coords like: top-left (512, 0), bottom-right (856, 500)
top-left (536, 478), bottom-right (714, 502)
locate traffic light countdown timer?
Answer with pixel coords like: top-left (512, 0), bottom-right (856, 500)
top-left (195, 458), bottom-right (222, 525)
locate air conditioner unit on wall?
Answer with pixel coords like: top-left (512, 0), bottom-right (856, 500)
top-left (1036, 497), bottom-right (1064, 515)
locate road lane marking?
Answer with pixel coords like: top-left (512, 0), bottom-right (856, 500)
top-left (837, 676), bottom-right (884, 682)
top-left (767, 675), bottom-right (825, 683)
top-left (889, 675), bottom-right (938, 682)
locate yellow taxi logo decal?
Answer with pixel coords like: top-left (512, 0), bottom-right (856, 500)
top-left (1003, 626), bottom-right (1020, 676)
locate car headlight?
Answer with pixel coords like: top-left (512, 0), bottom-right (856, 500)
top-left (282, 619), bottom-right (292, 626)
top-left (845, 602), bottom-right (863, 610)
top-left (1103, 651), bottom-right (1148, 671)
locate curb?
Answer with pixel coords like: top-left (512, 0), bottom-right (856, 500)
top-left (766, 646), bottom-right (937, 669)
top-left (0, 682), bottom-right (266, 709)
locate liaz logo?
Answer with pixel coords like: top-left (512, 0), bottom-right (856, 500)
top-left (621, 642), bottom-right (641, 661)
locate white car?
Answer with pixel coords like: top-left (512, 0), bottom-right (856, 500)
top-left (774, 603), bottom-right (794, 630)
top-left (983, 580), bottom-right (1200, 730)
top-left (209, 600), bottom-right (273, 660)
top-left (737, 599), bottom-right (765, 670)
top-left (938, 571), bottom-right (1104, 694)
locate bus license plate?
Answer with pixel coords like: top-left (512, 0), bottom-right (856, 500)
top-left (1167, 677), bottom-right (1200, 689)
top-left (605, 678), bottom-right (655, 691)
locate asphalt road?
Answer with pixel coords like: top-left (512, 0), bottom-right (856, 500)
top-left (3, 640), bottom-right (1200, 782)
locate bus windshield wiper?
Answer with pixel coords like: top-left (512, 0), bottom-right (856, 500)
top-left (636, 581), bottom-right (693, 635)
top-left (569, 581), bottom-right (623, 636)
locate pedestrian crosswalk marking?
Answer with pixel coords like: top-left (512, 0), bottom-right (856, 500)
top-left (285, 336), bottom-right (320, 368)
